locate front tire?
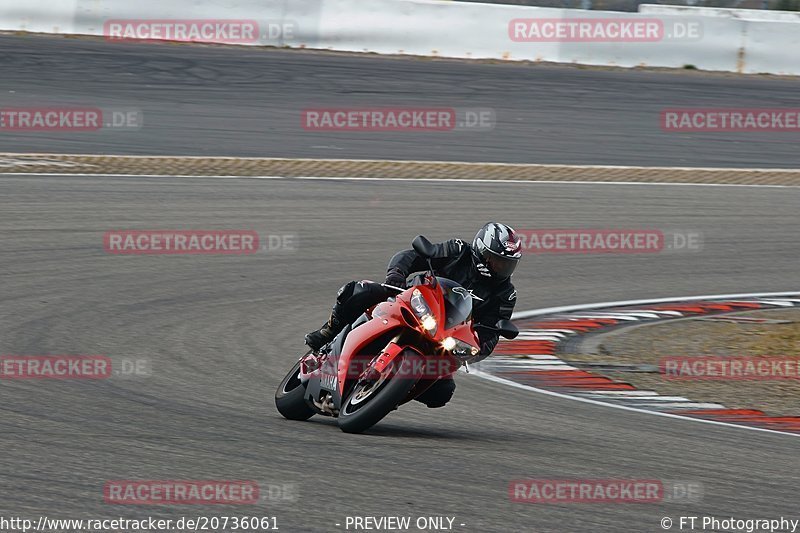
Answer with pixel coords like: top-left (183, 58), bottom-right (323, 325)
top-left (338, 351), bottom-right (421, 434)
top-left (275, 360), bottom-right (315, 421)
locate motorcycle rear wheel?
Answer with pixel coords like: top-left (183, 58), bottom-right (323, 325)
top-left (275, 359), bottom-right (315, 421)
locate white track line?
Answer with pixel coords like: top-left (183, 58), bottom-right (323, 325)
top-left (492, 364), bottom-right (580, 371)
top-left (577, 390), bottom-right (660, 395)
top-left (519, 329), bottom-right (577, 333)
top-left (470, 291), bottom-right (800, 438)
top-left (637, 402), bottom-right (727, 410)
top-left (570, 311), bottom-right (662, 319)
top-left (0, 173), bottom-right (287, 179)
top-left (492, 354), bottom-right (561, 360)
top-left (560, 313), bottom-right (641, 321)
top-left (619, 309), bottom-right (684, 316)
top-left (2, 173), bottom-right (800, 189)
top-left (512, 291), bottom-right (800, 319)
top-left (472, 370), bottom-right (799, 438)
top-left (600, 396), bottom-right (693, 402)
top-left (733, 299), bottom-right (795, 307)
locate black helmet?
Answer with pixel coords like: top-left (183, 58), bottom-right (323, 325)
top-left (472, 222), bottom-right (522, 279)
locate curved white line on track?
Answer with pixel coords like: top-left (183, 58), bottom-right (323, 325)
top-left (472, 369), bottom-right (799, 438)
top-left (513, 291), bottom-right (800, 319)
top-left (468, 291), bottom-right (800, 439)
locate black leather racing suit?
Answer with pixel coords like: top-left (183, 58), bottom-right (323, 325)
top-left (327, 238), bottom-right (517, 407)
top-left (385, 238), bottom-right (517, 358)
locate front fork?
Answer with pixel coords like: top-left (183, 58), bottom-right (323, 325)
top-left (367, 341), bottom-right (406, 376)
top-left (361, 341), bottom-right (461, 383)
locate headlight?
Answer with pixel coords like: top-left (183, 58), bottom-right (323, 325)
top-left (442, 337), bottom-right (480, 359)
top-left (421, 315), bottom-right (437, 332)
top-left (410, 289), bottom-right (437, 334)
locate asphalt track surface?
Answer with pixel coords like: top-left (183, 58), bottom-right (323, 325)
top-left (1, 174), bottom-right (799, 533)
top-left (1, 31), bottom-right (800, 533)
top-left (2, 33), bottom-right (800, 167)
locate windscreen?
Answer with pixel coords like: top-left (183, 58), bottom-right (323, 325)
top-left (437, 277), bottom-right (473, 329)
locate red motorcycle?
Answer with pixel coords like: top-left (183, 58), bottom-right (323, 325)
top-left (275, 236), bottom-right (518, 433)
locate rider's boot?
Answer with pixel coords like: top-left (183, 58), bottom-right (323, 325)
top-left (304, 311), bottom-right (344, 352)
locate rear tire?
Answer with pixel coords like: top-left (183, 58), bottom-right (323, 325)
top-left (338, 351), bottom-right (421, 434)
top-left (275, 360), bottom-right (315, 421)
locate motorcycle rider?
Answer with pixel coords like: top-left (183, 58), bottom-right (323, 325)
top-left (304, 222), bottom-right (522, 408)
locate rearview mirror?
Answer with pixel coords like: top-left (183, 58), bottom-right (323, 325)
top-left (496, 319), bottom-right (519, 339)
top-left (411, 235), bottom-right (437, 259)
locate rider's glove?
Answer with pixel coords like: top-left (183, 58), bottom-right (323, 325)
top-left (384, 268), bottom-right (407, 289)
top-left (462, 334), bottom-right (497, 365)
top-left (479, 333), bottom-right (499, 358)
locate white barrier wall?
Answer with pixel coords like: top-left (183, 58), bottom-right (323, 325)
top-left (742, 19), bottom-right (800, 75)
top-left (639, 3), bottom-right (800, 75)
top-left (2, 0), bottom-right (78, 34)
top-left (294, 1), bottom-right (741, 72)
top-left (639, 4), bottom-right (800, 22)
top-left (0, 0), bottom-right (797, 75)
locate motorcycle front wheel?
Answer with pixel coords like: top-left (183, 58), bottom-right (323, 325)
top-left (338, 350), bottom-right (421, 434)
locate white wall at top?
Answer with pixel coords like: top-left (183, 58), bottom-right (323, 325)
top-left (639, 3), bottom-right (800, 74)
top-left (639, 4), bottom-right (800, 22)
top-left (2, 0), bottom-right (78, 34)
top-left (289, 0), bottom-right (742, 71)
top-left (741, 19), bottom-right (800, 74)
top-left (0, 0), bottom-right (796, 75)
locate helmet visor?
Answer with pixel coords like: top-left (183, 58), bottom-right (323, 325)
top-left (484, 250), bottom-right (519, 278)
